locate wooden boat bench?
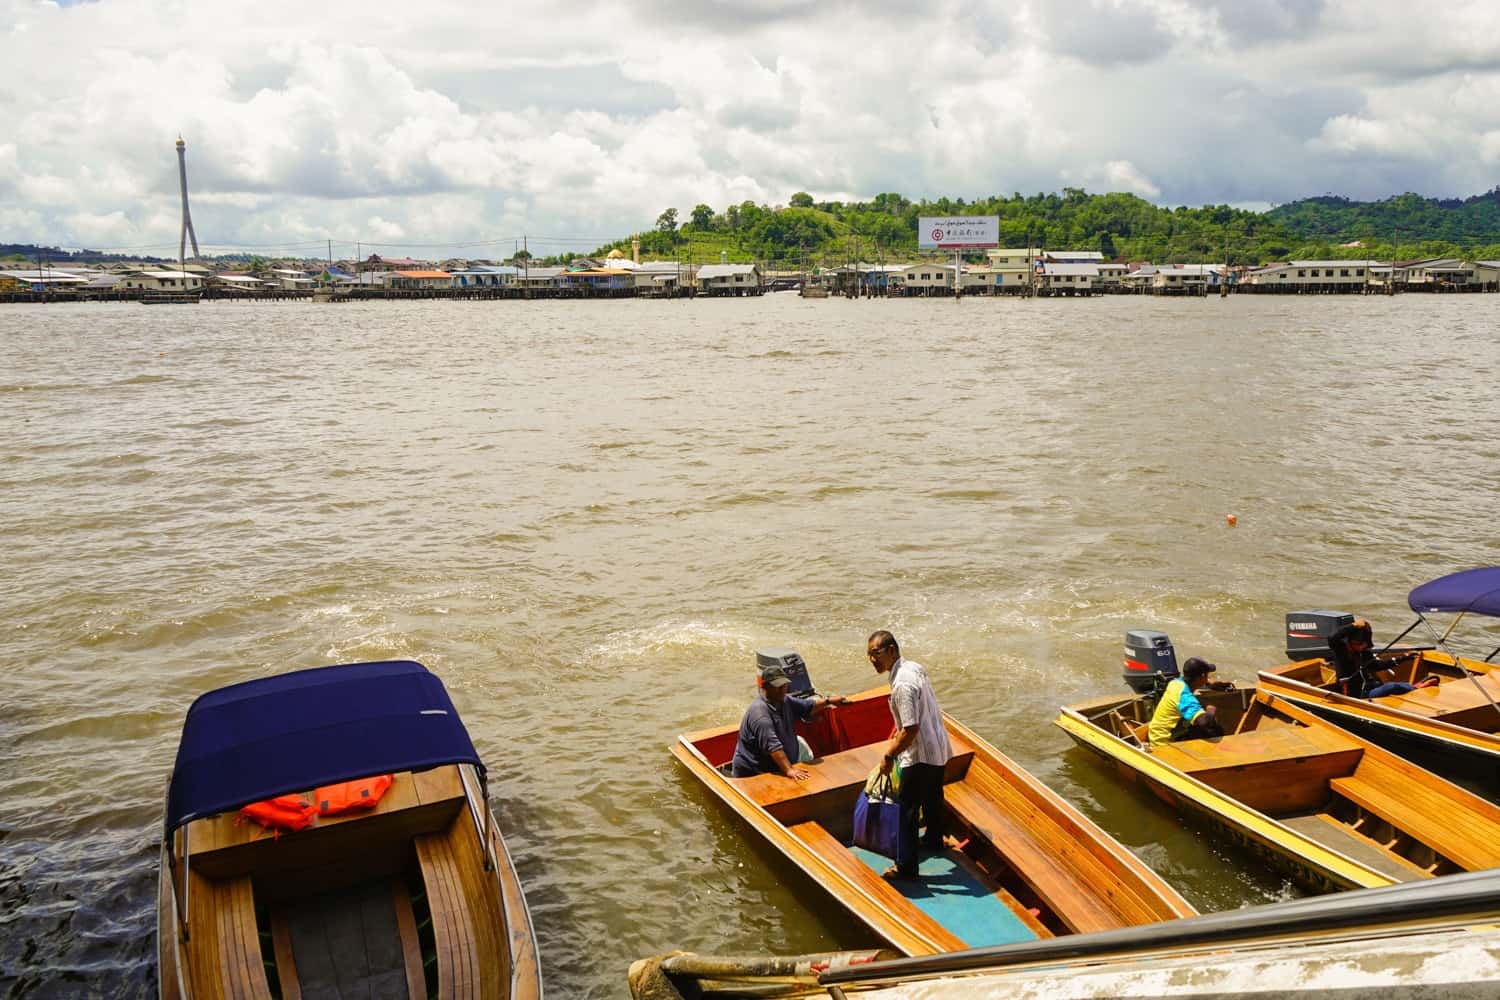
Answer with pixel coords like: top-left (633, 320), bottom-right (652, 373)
top-left (183, 767), bottom-right (468, 899)
top-left (736, 742), bottom-right (976, 826)
top-left (1149, 725), bottom-right (1364, 815)
top-left (1376, 674), bottom-right (1500, 730)
top-left (943, 766), bottom-right (1163, 935)
top-left (1328, 772), bottom-right (1500, 872)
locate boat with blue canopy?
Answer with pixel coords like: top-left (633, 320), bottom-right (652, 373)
top-left (1259, 567), bottom-right (1500, 800)
top-left (157, 659), bottom-right (540, 1000)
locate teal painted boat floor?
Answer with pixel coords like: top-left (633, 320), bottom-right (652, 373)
top-left (850, 846), bottom-right (1039, 947)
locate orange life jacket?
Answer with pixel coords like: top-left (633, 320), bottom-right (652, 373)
top-left (238, 795), bottom-right (317, 832)
top-left (315, 774), bottom-right (394, 816)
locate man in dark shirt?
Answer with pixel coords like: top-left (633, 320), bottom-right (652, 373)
top-left (730, 664), bottom-right (847, 778)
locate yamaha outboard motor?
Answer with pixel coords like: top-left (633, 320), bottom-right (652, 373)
top-left (1123, 629), bottom-right (1178, 696)
top-left (1285, 611), bottom-right (1355, 662)
top-left (756, 647), bottom-right (814, 697)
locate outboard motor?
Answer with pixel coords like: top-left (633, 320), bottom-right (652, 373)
top-left (755, 647), bottom-right (814, 697)
top-left (1285, 611), bottom-right (1355, 662)
top-left (1123, 629), bottom-right (1178, 696)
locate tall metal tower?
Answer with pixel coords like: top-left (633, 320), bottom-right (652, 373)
top-left (176, 135), bottom-right (200, 264)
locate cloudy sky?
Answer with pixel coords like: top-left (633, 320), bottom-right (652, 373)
top-left (3, 0), bottom-right (1499, 256)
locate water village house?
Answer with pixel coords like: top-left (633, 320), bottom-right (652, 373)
top-left (1151, 264), bottom-right (1224, 293)
top-left (449, 266), bottom-right (519, 289)
top-left (695, 263), bottom-right (762, 295)
top-left (901, 262), bottom-right (954, 294)
top-left (985, 248), bottom-right (1041, 291)
top-left (1243, 261), bottom-right (1376, 288)
top-left (268, 268), bottom-right (316, 291)
top-left (117, 270), bottom-right (204, 292)
top-left (210, 273), bottom-right (269, 291)
top-left (385, 269), bottom-right (455, 290)
top-left (0, 269), bottom-right (88, 291)
top-left (1036, 261), bottom-right (1098, 294)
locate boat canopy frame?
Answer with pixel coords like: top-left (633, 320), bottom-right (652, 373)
top-left (1390, 568), bottom-right (1500, 723)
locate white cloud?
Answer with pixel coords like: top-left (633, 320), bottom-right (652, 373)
top-left (1, 0), bottom-right (1499, 256)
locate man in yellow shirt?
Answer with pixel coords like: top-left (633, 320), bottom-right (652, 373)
top-left (1148, 658), bottom-right (1225, 746)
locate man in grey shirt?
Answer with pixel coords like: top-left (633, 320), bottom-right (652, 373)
top-left (868, 630), bottom-right (952, 879)
top-left (731, 663), bottom-right (847, 778)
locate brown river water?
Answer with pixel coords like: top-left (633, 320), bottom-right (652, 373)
top-left (2, 294), bottom-right (1497, 997)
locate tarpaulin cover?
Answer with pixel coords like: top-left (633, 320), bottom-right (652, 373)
top-left (165, 660), bottom-right (482, 834)
top-left (1408, 567), bottom-right (1500, 618)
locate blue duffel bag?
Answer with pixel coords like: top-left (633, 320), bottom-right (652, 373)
top-left (851, 770), bottom-right (906, 860)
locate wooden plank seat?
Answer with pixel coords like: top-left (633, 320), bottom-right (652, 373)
top-left (1376, 674), bottom-right (1500, 731)
top-left (943, 769), bottom-right (1158, 935)
top-left (1328, 776), bottom-right (1500, 872)
top-left (185, 768), bottom-right (467, 895)
top-left (735, 740), bottom-right (976, 826)
top-left (1149, 725), bottom-right (1365, 815)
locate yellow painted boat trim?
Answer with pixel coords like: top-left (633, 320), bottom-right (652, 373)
top-left (1256, 672), bottom-right (1500, 757)
top-left (1053, 711), bottom-right (1393, 890)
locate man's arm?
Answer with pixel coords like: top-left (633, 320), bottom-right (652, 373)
top-left (751, 713), bottom-right (808, 780)
top-left (806, 694), bottom-right (849, 718)
top-left (770, 747), bottom-right (808, 780)
top-left (880, 724), bottom-right (918, 775)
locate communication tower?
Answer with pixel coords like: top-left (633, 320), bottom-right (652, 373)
top-left (176, 135), bottom-right (200, 264)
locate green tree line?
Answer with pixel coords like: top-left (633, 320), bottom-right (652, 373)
top-left (591, 188), bottom-right (1500, 266)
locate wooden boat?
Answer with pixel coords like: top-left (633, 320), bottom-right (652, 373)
top-left (158, 660), bottom-right (540, 1000)
top-left (1056, 687), bottom-right (1500, 892)
top-left (673, 685), bottom-right (1195, 956)
top-left (1259, 568), bottom-right (1500, 799)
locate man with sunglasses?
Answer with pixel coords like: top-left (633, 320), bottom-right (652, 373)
top-left (867, 630), bottom-right (952, 880)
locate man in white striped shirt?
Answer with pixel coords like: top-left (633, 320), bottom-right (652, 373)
top-left (868, 630), bottom-right (953, 880)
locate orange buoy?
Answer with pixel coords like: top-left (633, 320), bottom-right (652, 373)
top-left (1226, 514), bottom-right (1238, 527)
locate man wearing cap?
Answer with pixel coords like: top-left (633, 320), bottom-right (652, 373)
top-left (730, 664), bottom-right (848, 779)
top-left (1148, 657), bottom-right (1228, 747)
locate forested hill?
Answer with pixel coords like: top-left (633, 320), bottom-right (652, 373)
top-left (592, 189), bottom-right (1500, 267)
top-left (1268, 190), bottom-right (1500, 245)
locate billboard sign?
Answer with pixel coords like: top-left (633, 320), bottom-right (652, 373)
top-left (918, 215), bottom-right (999, 249)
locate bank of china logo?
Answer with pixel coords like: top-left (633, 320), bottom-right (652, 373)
top-left (931, 228), bottom-right (945, 242)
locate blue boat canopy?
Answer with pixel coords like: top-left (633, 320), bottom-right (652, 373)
top-left (165, 660), bottom-right (482, 835)
top-left (1408, 567), bottom-right (1500, 618)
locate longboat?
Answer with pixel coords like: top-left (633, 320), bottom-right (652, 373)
top-left (1259, 567), bottom-right (1500, 799)
top-left (1055, 686), bottom-right (1500, 892)
top-left (157, 660), bottom-right (541, 1000)
top-left (673, 685), bottom-right (1196, 956)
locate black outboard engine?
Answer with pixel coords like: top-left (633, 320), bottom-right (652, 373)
top-left (1123, 629), bottom-right (1178, 696)
top-left (755, 647), bottom-right (814, 697)
top-left (1285, 611), bottom-right (1355, 662)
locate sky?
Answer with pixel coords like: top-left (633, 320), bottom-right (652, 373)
top-left (3, 0), bottom-right (1500, 257)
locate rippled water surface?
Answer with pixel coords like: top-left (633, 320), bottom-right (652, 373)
top-left (3, 294), bottom-right (1498, 997)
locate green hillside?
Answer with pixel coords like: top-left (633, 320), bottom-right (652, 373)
top-left (587, 189), bottom-right (1500, 267)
